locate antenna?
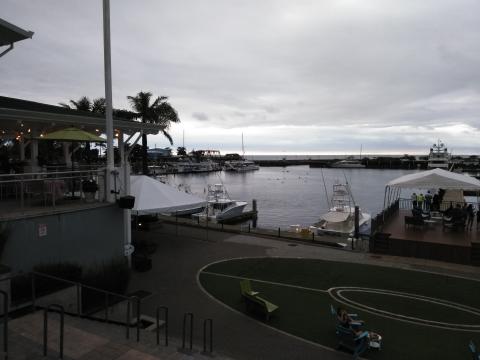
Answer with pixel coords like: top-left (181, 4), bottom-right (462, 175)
top-left (182, 129), bottom-right (185, 148)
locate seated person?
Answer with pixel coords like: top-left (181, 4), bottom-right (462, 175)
top-left (336, 307), bottom-right (381, 347)
top-left (412, 206), bottom-right (429, 219)
top-left (337, 307), bottom-right (363, 333)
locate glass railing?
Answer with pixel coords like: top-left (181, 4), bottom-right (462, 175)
top-left (0, 169), bottom-right (107, 218)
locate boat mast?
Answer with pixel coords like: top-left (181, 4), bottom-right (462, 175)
top-left (242, 132), bottom-right (245, 158)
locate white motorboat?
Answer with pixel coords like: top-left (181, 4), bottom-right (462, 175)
top-left (427, 140), bottom-right (451, 169)
top-left (224, 159), bottom-right (259, 172)
top-left (312, 181), bottom-right (371, 235)
top-left (192, 184), bottom-right (247, 221)
top-left (331, 158), bottom-right (365, 168)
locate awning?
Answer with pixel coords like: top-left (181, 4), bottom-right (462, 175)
top-left (130, 175), bottom-right (205, 215)
top-left (40, 127), bottom-right (106, 142)
top-left (386, 168), bottom-right (480, 190)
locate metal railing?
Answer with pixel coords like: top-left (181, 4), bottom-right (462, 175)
top-left (203, 318), bottom-right (213, 355)
top-left (181, 312), bottom-right (194, 352)
top-left (156, 306), bottom-right (168, 346)
top-left (0, 290), bottom-right (8, 360)
top-left (0, 169), bottom-right (106, 216)
top-left (398, 198), bottom-right (478, 211)
top-left (43, 304), bottom-right (64, 359)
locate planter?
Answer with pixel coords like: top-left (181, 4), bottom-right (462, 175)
top-left (118, 196), bottom-right (135, 209)
top-left (132, 255), bottom-right (152, 272)
top-left (84, 191), bottom-right (96, 203)
top-left (0, 264), bottom-right (11, 312)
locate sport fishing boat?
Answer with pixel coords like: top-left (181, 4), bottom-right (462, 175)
top-left (427, 140), bottom-right (451, 169)
top-left (192, 184), bottom-right (247, 221)
top-left (312, 181), bottom-right (371, 236)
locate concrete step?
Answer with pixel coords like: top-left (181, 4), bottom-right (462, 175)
top-left (8, 311), bottom-right (231, 360)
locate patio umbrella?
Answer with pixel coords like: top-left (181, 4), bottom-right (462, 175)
top-left (41, 127), bottom-right (106, 198)
top-left (41, 127), bottom-right (106, 142)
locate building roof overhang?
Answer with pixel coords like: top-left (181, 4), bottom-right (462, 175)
top-left (0, 18), bottom-right (34, 46)
top-left (0, 96), bottom-right (162, 137)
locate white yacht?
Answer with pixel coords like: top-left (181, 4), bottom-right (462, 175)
top-left (224, 159), bottom-right (259, 172)
top-left (312, 181), bottom-right (371, 236)
top-left (427, 140), bottom-right (451, 169)
top-left (192, 184), bottom-right (247, 221)
top-left (331, 157), bottom-right (365, 168)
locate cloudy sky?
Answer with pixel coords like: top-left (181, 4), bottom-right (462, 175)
top-left (2, 0), bottom-right (480, 155)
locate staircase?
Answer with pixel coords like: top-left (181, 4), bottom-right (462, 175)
top-left (8, 310), bottom-right (231, 359)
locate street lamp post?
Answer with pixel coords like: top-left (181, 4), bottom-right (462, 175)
top-left (103, 0), bottom-right (115, 203)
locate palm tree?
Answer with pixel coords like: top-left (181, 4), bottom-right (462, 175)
top-left (59, 96), bottom-right (93, 112)
top-left (127, 91), bottom-right (180, 174)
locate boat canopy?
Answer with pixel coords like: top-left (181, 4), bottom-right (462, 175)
top-left (386, 168), bottom-right (480, 190)
top-left (130, 175), bottom-right (205, 215)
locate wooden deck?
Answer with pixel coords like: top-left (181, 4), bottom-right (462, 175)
top-left (372, 209), bottom-right (480, 265)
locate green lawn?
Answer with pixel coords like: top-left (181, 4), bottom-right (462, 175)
top-left (199, 258), bottom-right (480, 360)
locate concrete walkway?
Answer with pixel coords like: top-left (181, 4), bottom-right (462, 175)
top-left (129, 223), bottom-right (480, 360)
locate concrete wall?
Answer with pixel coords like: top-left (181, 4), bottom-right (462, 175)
top-left (1, 205), bottom-right (125, 272)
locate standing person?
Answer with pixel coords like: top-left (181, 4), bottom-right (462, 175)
top-left (411, 193), bottom-right (417, 208)
top-left (477, 207), bottom-right (480, 230)
top-left (425, 191), bottom-right (433, 211)
top-left (466, 204), bottom-right (474, 230)
top-left (417, 193), bottom-right (424, 210)
top-left (432, 193), bottom-right (440, 211)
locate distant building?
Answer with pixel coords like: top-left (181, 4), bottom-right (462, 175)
top-left (148, 147), bottom-right (172, 159)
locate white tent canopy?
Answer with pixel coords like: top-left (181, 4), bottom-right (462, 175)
top-left (130, 175), bottom-right (205, 215)
top-left (386, 168), bottom-right (480, 190)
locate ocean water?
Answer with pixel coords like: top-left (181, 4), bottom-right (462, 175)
top-left (164, 166), bottom-right (418, 229)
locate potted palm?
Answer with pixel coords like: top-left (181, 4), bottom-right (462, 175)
top-left (82, 178), bottom-right (98, 202)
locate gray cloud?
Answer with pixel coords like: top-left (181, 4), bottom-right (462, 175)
top-left (2, 0), bottom-right (480, 154)
top-left (192, 112), bottom-right (209, 121)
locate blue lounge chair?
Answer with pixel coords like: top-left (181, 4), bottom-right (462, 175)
top-left (469, 341), bottom-right (480, 360)
top-left (335, 324), bottom-right (370, 359)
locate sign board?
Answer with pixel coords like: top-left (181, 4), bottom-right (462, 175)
top-left (38, 224), bottom-right (47, 237)
top-left (124, 244), bottom-right (135, 256)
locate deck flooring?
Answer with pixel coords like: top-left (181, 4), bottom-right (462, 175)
top-left (382, 209), bottom-right (479, 246)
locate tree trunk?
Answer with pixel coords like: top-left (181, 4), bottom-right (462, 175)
top-left (141, 133), bottom-right (149, 175)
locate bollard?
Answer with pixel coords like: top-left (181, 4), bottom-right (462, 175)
top-left (278, 228), bottom-right (281, 237)
top-left (248, 223), bottom-right (251, 233)
top-left (312, 232), bottom-right (315, 241)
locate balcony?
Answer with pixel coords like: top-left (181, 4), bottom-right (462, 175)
top-left (0, 168), bottom-right (109, 221)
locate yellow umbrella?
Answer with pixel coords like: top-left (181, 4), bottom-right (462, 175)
top-left (40, 127), bottom-right (106, 142)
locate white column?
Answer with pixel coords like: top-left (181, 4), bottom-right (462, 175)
top-left (103, 0), bottom-right (115, 203)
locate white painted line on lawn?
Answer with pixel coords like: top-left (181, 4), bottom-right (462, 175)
top-left (201, 270), bottom-right (328, 293)
top-left (329, 286), bottom-right (480, 332)
top-left (195, 263), bottom-right (356, 359)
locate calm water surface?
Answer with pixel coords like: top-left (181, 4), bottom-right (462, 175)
top-left (165, 166), bottom-right (417, 229)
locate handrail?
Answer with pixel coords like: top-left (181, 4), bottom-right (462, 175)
top-left (0, 290), bottom-right (8, 359)
top-left (130, 296), bottom-right (141, 342)
top-left (0, 169), bottom-right (104, 179)
top-left (156, 306), bottom-right (168, 346)
top-left (182, 312), bottom-right (194, 351)
top-left (43, 304), bottom-right (65, 359)
top-left (31, 272), bottom-right (132, 301)
top-left (203, 318), bottom-right (213, 354)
